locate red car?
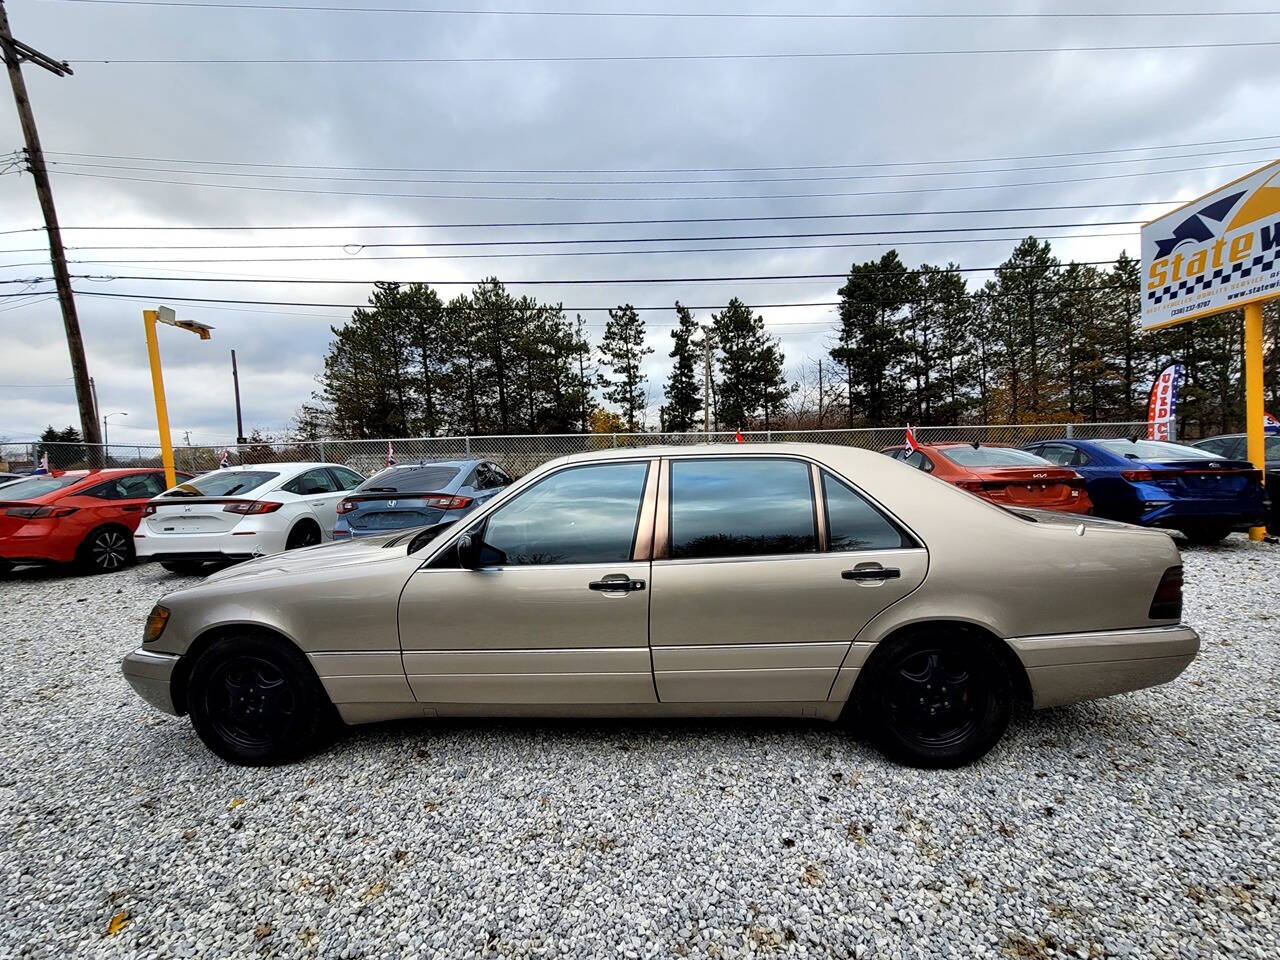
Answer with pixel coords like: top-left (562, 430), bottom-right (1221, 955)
top-left (0, 468), bottom-right (191, 573)
top-left (882, 442), bottom-right (1093, 515)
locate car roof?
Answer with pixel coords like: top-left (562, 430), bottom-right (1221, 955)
top-left (380, 459), bottom-right (483, 469)
top-left (544, 441), bottom-right (894, 470)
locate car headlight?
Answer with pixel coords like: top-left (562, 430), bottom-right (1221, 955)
top-left (143, 605), bottom-right (170, 644)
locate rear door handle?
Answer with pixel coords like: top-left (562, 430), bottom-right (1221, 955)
top-left (588, 575), bottom-right (646, 593)
top-left (842, 566), bottom-right (900, 582)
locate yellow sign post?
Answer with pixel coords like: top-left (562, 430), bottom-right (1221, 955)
top-left (143, 306), bottom-right (213, 489)
top-left (1142, 159), bottom-right (1280, 541)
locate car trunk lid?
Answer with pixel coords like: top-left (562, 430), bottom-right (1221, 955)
top-left (140, 497), bottom-right (252, 535)
top-left (1136, 459), bottom-right (1259, 498)
top-left (956, 467), bottom-right (1085, 507)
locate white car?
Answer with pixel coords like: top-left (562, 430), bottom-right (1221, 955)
top-left (135, 462), bottom-right (365, 574)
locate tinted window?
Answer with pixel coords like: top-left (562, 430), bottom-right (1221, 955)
top-left (329, 466), bottom-right (365, 490)
top-left (1094, 439), bottom-right (1217, 461)
top-left (823, 473), bottom-right (912, 551)
top-left (482, 461), bottom-right (649, 565)
top-left (284, 468), bottom-right (339, 495)
top-left (475, 463), bottom-right (510, 490)
top-left (670, 458), bottom-right (817, 560)
top-left (0, 475), bottom-right (84, 500)
top-left (163, 470), bottom-right (280, 497)
top-left (1267, 437), bottom-right (1280, 460)
top-left (359, 464), bottom-right (460, 493)
top-left (902, 451), bottom-right (933, 472)
top-left (88, 473), bottom-right (167, 500)
top-left (938, 446), bottom-right (1052, 467)
top-left (1035, 444), bottom-right (1076, 467)
top-left (1194, 437), bottom-right (1235, 457)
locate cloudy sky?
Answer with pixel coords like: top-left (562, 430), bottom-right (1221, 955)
top-left (1, 0), bottom-right (1277, 446)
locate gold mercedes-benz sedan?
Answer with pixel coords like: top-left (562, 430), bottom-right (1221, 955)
top-left (122, 444), bottom-right (1198, 768)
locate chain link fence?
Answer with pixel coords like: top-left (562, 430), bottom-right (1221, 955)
top-left (1, 421), bottom-right (1157, 480)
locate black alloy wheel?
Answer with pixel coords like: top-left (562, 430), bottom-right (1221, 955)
top-left (81, 527), bottom-right (135, 573)
top-left (285, 522), bottom-right (321, 550)
top-left (187, 634), bottom-right (333, 765)
top-left (859, 631), bottom-right (1012, 768)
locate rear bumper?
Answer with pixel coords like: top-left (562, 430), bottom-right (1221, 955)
top-left (1009, 624), bottom-right (1200, 708)
top-left (135, 527), bottom-right (285, 561)
top-left (122, 647), bottom-right (182, 715)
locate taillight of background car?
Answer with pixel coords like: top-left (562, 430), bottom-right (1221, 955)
top-left (3, 504), bottom-right (79, 518)
top-left (423, 495), bottom-right (473, 510)
top-left (222, 501), bottom-right (284, 515)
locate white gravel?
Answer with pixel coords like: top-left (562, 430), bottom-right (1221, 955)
top-left (1, 537), bottom-right (1277, 960)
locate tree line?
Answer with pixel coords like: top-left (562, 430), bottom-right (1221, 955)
top-left (299, 237), bottom-right (1280, 440)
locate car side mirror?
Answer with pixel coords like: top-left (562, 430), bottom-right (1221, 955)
top-left (456, 533), bottom-right (481, 569)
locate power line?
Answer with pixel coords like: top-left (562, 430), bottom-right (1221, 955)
top-left (46, 158), bottom-right (1260, 201)
top-left (39, 135), bottom-right (1280, 177)
top-left (38, 200), bottom-right (1188, 232)
top-left (74, 39), bottom-right (1280, 64)
top-left (39, 142), bottom-right (1280, 185)
top-left (46, 0), bottom-right (1280, 20)
top-left (0, 229), bottom-right (1137, 269)
top-left (64, 259), bottom-right (1129, 285)
top-left (0, 220), bottom-right (1146, 252)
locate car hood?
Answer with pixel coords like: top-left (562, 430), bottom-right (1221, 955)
top-left (201, 533), bottom-right (407, 583)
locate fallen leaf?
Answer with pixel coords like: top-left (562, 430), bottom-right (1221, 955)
top-left (181, 829), bottom-right (197, 842)
top-left (363, 880), bottom-right (386, 901)
top-left (228, 797), bottom-right (244, 810)
top-left (802, 864), bottom-right (822, 886)
top-left (254, 923), bottom-right (272, 940)
top-left (105, 911), bottom-right (130, 936)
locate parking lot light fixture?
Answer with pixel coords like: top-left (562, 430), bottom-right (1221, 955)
top-left (144, 306), bottom-right (213, 489)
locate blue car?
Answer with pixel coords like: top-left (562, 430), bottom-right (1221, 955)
top-left (1022, 437), bottom-right (1269, 544)
top-left (333, 459), bottom-right (512, 539)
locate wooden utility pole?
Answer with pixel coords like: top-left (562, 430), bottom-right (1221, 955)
top-left (0, 1), bottom-right (102, 455)
top-left (230, 349), bottom-right (247, 443)
top-left (701, 328), bottom-right (714, 434)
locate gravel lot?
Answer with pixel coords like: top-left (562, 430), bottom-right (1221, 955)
top-left (1, 537), bottom-right (1277, 960)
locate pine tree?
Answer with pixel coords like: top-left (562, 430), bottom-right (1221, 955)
top-left (712, 297), bottom-right (791, 429)
top-left (598, 304), bottom-right (652, 431)
top-left (661, 302), bottom-right (703, 432)
top-left (829, 251), bottom-right (915, 426)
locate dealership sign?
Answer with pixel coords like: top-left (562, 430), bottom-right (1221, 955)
top-left (1141, 158), bottom-right (1280, 330)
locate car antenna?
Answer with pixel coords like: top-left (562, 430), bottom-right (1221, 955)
top-left (971, 440), bottom-right (980, 449)
top-left (1127, 434), bottom-right (1139, 443)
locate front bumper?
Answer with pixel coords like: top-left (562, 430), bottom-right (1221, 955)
top-left (1009, 623), bottom-right (1200, 709)
top-left (122, 648), bottom-right (182, 714)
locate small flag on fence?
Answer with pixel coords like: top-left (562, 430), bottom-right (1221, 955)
top-left (1265, 412), bottom-right (1280, 434)
top-left (386, 441), bottom-right (396, 467)
top-left (219, 448), bottom-right (230, 469)
top-left (35, 452), bottom-right (50, 474)
top-left (734, 429), bottom-right (745, 443)
top-left (905, 424), bottom-right (919, 454)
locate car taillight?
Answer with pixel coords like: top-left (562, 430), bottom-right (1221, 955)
top-left (4, 504), bottom-right (79, 518)
top-left (1149, 565), bottom-right (1183, 620)
top-left (1121, 469), bottom-right (1155, 482)
top-left (955, 480), bottom-right (985, 492)
top-left (424, 495), bottom-right (473, 510)
top-left (336, 499), bottom-right (357, 514)
top-left (143, 504), bottom-right (158, 516)
top-left (223, 501), bottom-right (283, 515)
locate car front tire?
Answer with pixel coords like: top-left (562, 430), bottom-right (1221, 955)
top-left (857, 629), bottom-right (1013, 769)
top-left (77, 526), bottom-right (135, 574)
top-left (186, 633), bottom-right (334, 766)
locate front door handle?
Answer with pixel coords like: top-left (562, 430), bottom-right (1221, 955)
top-left (588, 574), bottom-right (646, 593)
top-left (842, 566), bottom-right (901, 582)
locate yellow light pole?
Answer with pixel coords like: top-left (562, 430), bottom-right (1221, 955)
top-left (144, 306), bottom-right (213, 488)
top-left (1243, 302), bottom-right (1267, 542)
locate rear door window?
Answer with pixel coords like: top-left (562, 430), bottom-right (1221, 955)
top-left (822, 473), bottom-right (914, 551)
top-left (669, 458), bottom-right (817, 560)
top-left (902, 451), bottom-right (934, 472)
top-left (328, 466), bottom-right (365, 490)
top-left (1036, 443), bottom-right (1077, 467)
top-left (284, 468), bottom-right (339, 495)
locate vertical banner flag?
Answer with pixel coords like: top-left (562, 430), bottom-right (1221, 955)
top-left (1264, 411), bottom-right (1280, 433)
top-left (1146, 363), bottom-right (1184, 441)
top-left (386, 441), bottom-right (396, 467)
top-left (905, 424), bottom-right (919, 453)
top-left (219, 448), bottom-right (230, 469)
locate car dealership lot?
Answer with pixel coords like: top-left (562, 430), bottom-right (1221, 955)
top-left (2, 542), bottom-right (1277, 960)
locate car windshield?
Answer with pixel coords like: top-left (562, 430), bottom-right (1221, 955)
top-left (937, 446), bottom-right (1050, 468)
top-left (0, 474), bottom-right (83, 500)
top-left (162, 470), bottom-right (280, 497)
top-left (358, 464), bottom-right (461, 494)
top-left (1094, 439), bottom-right (1218, 461)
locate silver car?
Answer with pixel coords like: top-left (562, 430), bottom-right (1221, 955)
top-left (123, 444), bottom-right (1199, 768)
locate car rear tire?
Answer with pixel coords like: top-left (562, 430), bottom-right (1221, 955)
top-left (186, 633), bottom-right (334, 766)
top-left (160, 559), bottom-right (208, 576)
top-left (856, 629), bottom-right (1013, 769)
top-left (1181, 524), bottom-right (1231, 545)
top-left (77, 526), bottom-right (135, 574)
top-left (285, 521), bottom-right (322, 550)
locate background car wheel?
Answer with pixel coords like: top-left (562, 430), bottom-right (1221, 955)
top-left (1181, 524), bottom-right (1231, 545)
top-left (857, 629), bottom-right (1013, 769)
top-left (77, 526), bottom-right (135, 573)
top-left (186, 633), bottom-right (335, 766)
top-left (285, 521), bottom-right (322, 550)
top-left (160, 559), bottom-right (208, 576)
